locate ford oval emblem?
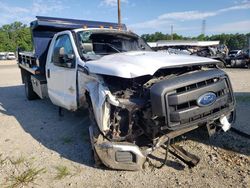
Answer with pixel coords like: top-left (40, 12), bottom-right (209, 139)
top-left (197, 92), bottom-right (217, 107)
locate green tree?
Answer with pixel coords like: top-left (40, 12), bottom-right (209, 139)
top-left (0, 22), bottom-right (32, 52)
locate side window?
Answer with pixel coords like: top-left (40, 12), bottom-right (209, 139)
top-left (52, 34), bottom-right (75, 68)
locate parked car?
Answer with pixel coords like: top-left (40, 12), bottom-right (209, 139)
top-left (0, 52), bottom-right (7, 60)
top-left (6, 52), bottom-right (16, 60)
top-left (226, 49), bottom-right (250, 68)
top-left (228, 50), bottom-right (241, 58)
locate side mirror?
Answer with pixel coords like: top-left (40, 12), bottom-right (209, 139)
top-left (53, 47), bottom-right (64, 64)
top-left (64, 53), bottom-right (75, 68)
top-left (53, 47), bottom-right (75, 68)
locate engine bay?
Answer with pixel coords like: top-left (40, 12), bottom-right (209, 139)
top-left (102, 66), bottom-right (205, 146)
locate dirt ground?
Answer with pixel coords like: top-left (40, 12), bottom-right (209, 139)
top-left (0, 60), bottom-right (249, 188)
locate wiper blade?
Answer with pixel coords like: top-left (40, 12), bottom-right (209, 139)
top-left (93, 42), bottom-right (121, 53)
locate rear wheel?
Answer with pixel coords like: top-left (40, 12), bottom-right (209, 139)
top-left (24, 73), bottom-right (38, 100)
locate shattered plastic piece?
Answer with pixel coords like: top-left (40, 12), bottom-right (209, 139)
top-left (220, 116), bottom-right (231, 132)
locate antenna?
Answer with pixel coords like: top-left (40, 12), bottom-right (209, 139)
top-left (202, 20), bottom-right (206, 35)
top-left (171, 25), bottom-right (173, 40)
top-left (117, 0), bottom-right (121, 27)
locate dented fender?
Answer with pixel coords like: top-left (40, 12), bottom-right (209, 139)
top-left (80, 75), bottom-right (120, 133)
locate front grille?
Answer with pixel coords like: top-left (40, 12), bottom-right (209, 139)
top-left (167, 77), bottom-right (232, 127)
top-left (150, 69), bottom-right (235, 130)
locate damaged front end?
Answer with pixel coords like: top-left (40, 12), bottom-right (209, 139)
top-left (88, 67), bottom-right (235, 171)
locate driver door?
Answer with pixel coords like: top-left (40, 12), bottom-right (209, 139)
top-left (46, 32), bottom-right (77, 111)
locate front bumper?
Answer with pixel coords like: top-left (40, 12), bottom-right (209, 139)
top-left (95, 140), bottom-right (146, 171)
top-left (90, 125), bottom-right (146, 171)
top-left (90, 110), bottom-right (235, 171)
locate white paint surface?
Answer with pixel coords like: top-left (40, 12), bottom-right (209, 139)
top-left (86, 51), bottom-right (219, 78)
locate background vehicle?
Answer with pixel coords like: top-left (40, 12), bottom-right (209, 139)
top-left (226, 49), bottom-right (250, 68)
top-left (0, 52), bottom-right (7, 60)
top-left (228, 50), bottom-right (241, 58)
top-left (148, 40), bottom-right (228, 68)
top-left (6, 52), bottom-right (16, 60)
top-left (18, 16), bottom-right (235, 171)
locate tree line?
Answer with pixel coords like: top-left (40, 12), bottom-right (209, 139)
top-left (0, 22), bottom-right (249, 52)
top-left (141, 33), bottom-right (250, 50)
top-left (0, 22), bottom-right (32, 52)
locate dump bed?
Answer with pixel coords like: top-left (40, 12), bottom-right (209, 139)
top-left (18, 16), bottom-right (127, 75)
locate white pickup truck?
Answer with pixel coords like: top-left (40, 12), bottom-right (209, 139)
top-left (18, 16), bottom-right (235, 171)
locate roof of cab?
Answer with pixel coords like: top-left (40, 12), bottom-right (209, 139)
top-left (31, 16), bottom-right (127, 31)
top-left (73, 28), bottom-right (138, 37)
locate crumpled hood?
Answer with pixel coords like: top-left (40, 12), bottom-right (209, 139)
top-left (85, 51), bottom-right (219, 78)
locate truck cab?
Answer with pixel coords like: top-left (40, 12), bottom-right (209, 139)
top-left (18, 16), bottom-right (235, 171)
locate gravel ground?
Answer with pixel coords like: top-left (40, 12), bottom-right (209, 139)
top-left (0, 61), bottom-right (249, 188)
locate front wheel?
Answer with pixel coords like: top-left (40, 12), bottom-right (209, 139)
top-left (24, 74), bottom-right (38, 100)
top-left (86, 94), bottom-right (102, 166)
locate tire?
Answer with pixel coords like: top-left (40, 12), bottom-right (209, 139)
top-left (24, 73), bottom-right (38, 100)
top-left (247, 63), bottom-right (250, 69)
top-left (86, 94), bottom-right (102, 166)
top-left (217, 61), bottom-right (226, 68)
top-left (230, 60), bottom-right (236, 68)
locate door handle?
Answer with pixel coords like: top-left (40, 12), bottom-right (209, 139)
top-left (47, 69), bottom-right (50, 78)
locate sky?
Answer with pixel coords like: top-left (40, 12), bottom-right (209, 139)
top-left (0, 0), bottom-right (249, 36)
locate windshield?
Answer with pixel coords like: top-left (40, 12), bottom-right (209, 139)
top-left (77, 30), bottom-right (151, 60)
